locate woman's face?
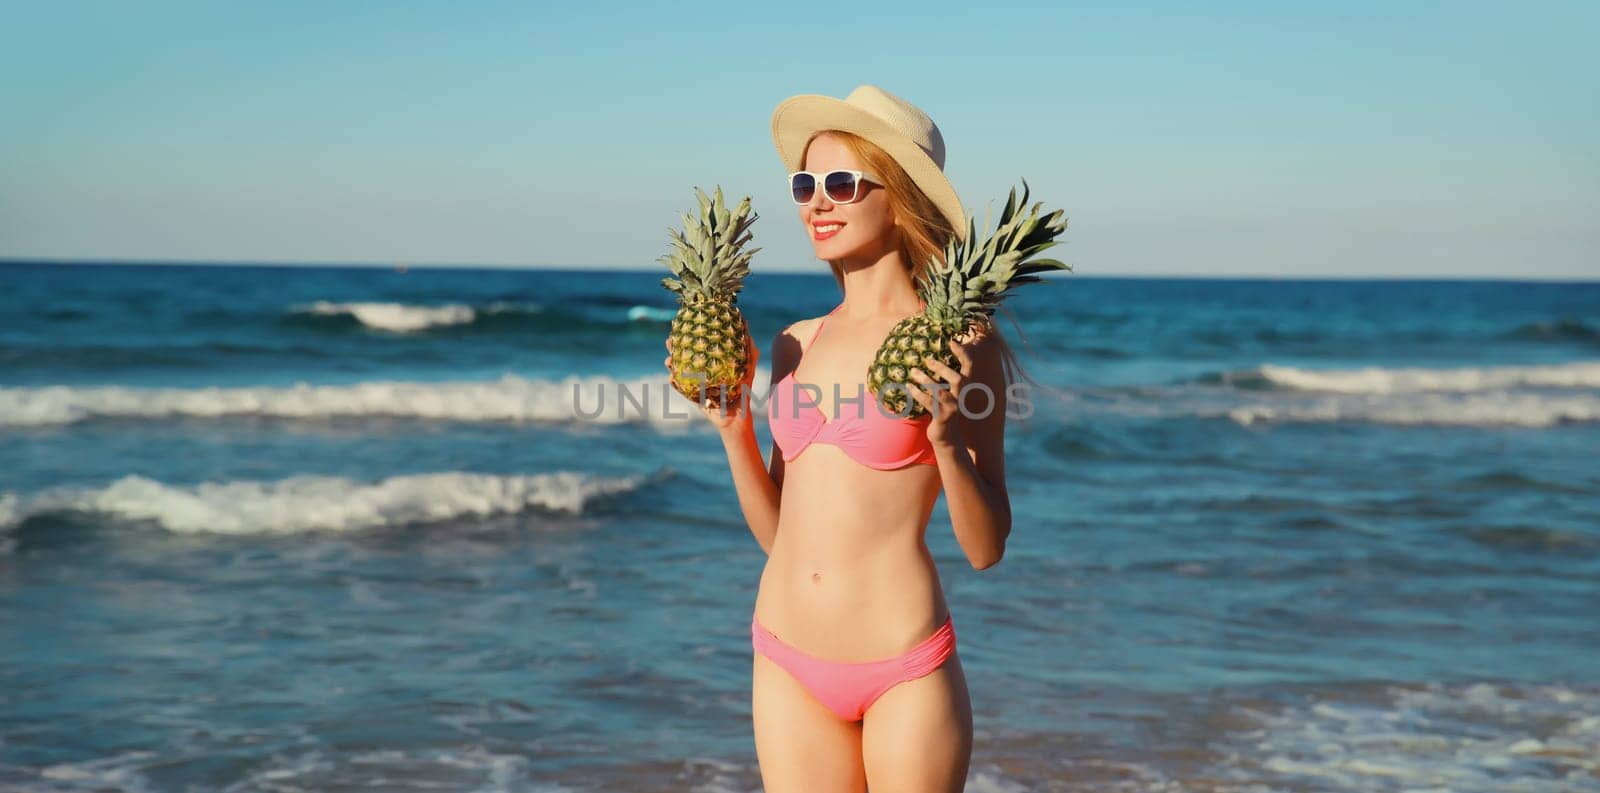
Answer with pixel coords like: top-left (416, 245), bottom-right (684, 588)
top-left (797, 134), bottom-right (898, 263)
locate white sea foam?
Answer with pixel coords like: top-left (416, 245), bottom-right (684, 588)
top-left (0, 469), bottom-right (653, 534)
top-left (1240, 360), bottom-right (1600, 394)
top-left (293, 300), bottom-right (480, 332)
top-left (627, 304), bottom-right (676, 323)
top-left (962, 766), bottom-right (1037, 792)
top-left (23, 750), bottom-right (163, 793)
top-left (1217, 681), bottom-right (1600, 792)
top-left (0, 370), bottom-right (769, 427)
top-left (1190, 360), bottom-right (1600, 427)
top-left (1224, 391), bottom-right (1600, 428)
top-left (0, 746), bottom-right (582, 793)
top-left (0, 492), bottom-right (19, 531)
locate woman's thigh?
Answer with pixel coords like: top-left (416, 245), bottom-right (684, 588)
top-left (859, 650), bottom-right (974, 793)
top-left (751, 652), bottom-right (868, 793)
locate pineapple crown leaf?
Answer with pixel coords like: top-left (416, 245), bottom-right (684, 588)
top-left (913, 177), bottom-right (1069, 320)
top-left (661, 184), bottom-right (760, 302)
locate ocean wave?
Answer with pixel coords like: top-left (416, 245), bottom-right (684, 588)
top-left (1450, 523), bottom-right (1599, 553)
top-left (289, 301), bottom-right (488, 332)
top-left (284, 299), bottom-right (680, 334)
top-left (1204, 360), bottom-right (1600, 394)
top-left (1223, 391), bottom-right (1600, 428)
top-left (0, 371), bottom-right (763, 427)
top-left (626, 304), bottom-right (677, 323)
top-left (1504, 317), bottom-right (1600, 343)
top-left (0, 469), bottom-right (660, 535)
top-left (0, 340), bottom-right (332, 369)
top-left (1213, 681), bottom-right (1600, 792)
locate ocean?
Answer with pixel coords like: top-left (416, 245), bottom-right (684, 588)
top-left (2, 260), bottom-right (1597, 792)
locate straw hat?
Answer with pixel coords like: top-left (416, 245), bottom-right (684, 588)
top-left (771, 85), bottom-right (968, 240)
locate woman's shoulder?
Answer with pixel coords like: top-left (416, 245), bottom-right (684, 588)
top-left (776, 312), bottom-right (828, 345)
top-left (794, 313), bottom-right (827, 337)
top-left (765, 314), bottom-right (821, 370)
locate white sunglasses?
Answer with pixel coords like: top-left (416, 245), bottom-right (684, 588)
top-left (788, 169), bottom-right (881, 205)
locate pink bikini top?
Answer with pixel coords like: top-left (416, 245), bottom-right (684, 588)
top-left (767, 304), bottom-right (939, 470)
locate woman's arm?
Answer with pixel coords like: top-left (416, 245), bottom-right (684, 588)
top-left (719, 416), bottom-right (782, 554)
top-left (913, 331), bottom-right (1011, 570)
top-left (717, 326), bottom-right (799, 555)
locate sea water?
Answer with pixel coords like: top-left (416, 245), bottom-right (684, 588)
top-left (2, 261), bottom-right (1597, 791)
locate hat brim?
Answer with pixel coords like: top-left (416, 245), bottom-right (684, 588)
top-left (771, 94), bottom-right (968, 242)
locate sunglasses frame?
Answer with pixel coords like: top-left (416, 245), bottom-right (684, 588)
top-left (787, 169), bottom-right (881, 205)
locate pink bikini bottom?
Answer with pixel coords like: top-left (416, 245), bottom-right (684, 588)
top-left (750, 613), bottom-right (957, 722)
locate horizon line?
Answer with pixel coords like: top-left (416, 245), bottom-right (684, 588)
top-left (2, 257), bottom-right (1596, 284)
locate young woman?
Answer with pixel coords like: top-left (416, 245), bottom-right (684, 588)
top-left (666, 85), bottom-right (1014, 792)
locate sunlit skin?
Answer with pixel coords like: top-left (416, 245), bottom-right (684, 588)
top-left (664, 131), bottom-right (1011, 792)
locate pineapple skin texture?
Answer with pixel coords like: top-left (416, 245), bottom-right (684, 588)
top-left (863, 179), bottom-right (1071, 421)
top-left (668, 298), bottom-right (750, 405)
top-left (868, 314), bottom-right (962, 419)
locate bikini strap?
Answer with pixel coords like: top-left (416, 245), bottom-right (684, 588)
top-left (803, 304), bottom-right (843, 352)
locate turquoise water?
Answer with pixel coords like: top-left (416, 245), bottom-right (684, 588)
top-left (2, 261), bottom-right (1598, 791)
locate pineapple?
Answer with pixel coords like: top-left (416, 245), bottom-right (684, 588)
top-left (660, 186), bottom-right (761, 406)
top-left (868, 178), bottom-right (1069, 418)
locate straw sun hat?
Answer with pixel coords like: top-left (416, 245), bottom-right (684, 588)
top-left (770, 85), bottom-right (968, 241)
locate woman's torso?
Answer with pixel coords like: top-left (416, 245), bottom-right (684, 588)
top-left (752, 308), bottom-right (950, 659)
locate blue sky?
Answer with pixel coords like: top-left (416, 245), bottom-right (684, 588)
top-left (1, 0), bottom-right (1595, 278)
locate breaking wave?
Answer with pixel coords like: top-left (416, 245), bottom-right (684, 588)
top-left (288, 301), bottom-right (502, 332)
top-left (0, 371), bottom-right (769, 428)
top-left (0, 469), bottom-right (660, 534)
top-left (1222, 391), bottom-right (1600, 428)
top-left (1200, 360), bottom-right (1600, 394)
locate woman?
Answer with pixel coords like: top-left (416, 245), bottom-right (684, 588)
top-left (667, 85), bottom-right (1015, 792)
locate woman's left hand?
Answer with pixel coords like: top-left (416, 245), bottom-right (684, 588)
top-left (908, 333), bottom-right (980, 447)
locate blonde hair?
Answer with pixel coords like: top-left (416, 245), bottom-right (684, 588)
top-left (804, 130), bottom-right (1042, 402)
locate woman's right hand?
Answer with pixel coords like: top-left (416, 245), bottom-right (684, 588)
top-left (665, 332), bottom-right (760, 432)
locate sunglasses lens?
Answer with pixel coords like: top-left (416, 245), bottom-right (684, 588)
top-left (823, 171), bottom-right (859, 202)
top-left (790, 173), bottom-right (816, 204)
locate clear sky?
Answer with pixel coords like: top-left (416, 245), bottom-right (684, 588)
top-left (2, 1), bottom-right (1595, 278)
